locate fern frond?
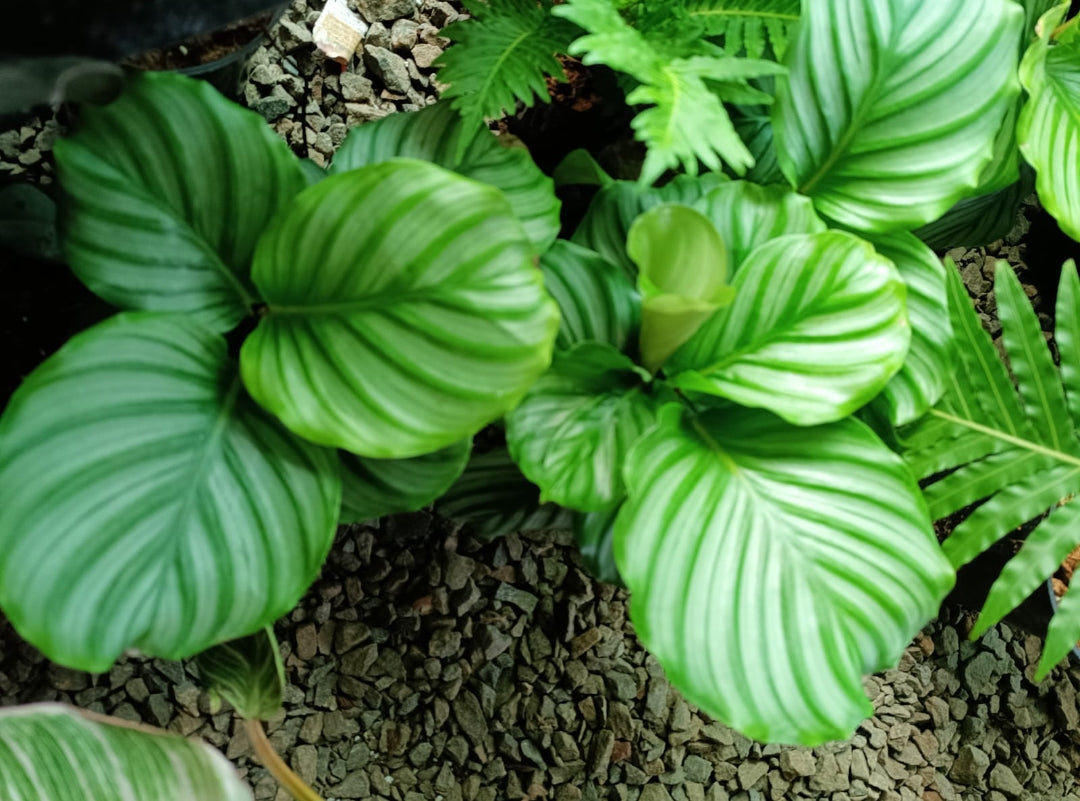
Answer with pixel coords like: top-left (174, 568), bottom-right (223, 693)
top-left (681, 0), bottom-right (801, 60)
top-left (437, 0), bottom-right (579, 134)
top-left (554, 0), bottom-right (785, 183)
top-left (903, 260), bottom-right (1080, 669)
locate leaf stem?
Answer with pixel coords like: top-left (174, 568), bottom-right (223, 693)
top-left (244, 718), bottom-right (324, 801)
top-left (927, 408), bottom-right (1080, 469)
top-left (1052, 14), bottom-right (1079, 40)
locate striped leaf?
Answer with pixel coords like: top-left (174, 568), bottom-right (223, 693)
top-left (240, 160), bottom-right (559, 459)
top-left (773, 0), bottom-right (1022, 233)
top-left (339, 440), bottom-right (471, 524)
top-left (330, 101), bottom-right (560, 252)
top-left (0, 314), bottom-right (339, 672)
top-left (572, 173), bottom-right (729, 279)
top-left (0, 704), bottom-right (250, 801)
top-left (1018, 3), bottom-right (1080, 242)
top-left (436, 447), bottom-right (573, 539)
top-left (913, 167), bottom-right (1035, 251)
top-left (507, 342), bottom-right (664, 511)
top-left (669, 231), bottom-right (909, 426)
top-left (196, 627), bottom-right (284, 721)
top-left (616, 403), bottom-right (952, 743)
top-left (691, 180), bottom-right (825, 272)
top-left (576, 506), bottom-right (623, 586)
top-left (870, 232), bottom-right (953, 425)
top-left (53, 71), bottom-right (307, 331)
top-left (539, 240), bottom-right (639, 352)
top-left (684, 0), bottom-right (801, 60)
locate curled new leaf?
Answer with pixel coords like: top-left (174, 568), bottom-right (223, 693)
top-left (196, 627), bottom-right (284, 722)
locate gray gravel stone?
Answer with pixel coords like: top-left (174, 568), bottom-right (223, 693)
top-left (355, 0), bottom-right (417, 22)
top-left (949, 745), bottom-right (990, 786)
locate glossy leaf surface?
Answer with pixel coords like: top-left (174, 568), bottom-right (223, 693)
top-left (241, 160), bottom-right (558, 458)
top-left (1018, 4), bottom-right (1080, 241)
top-left (871, 233), bottom-right (953, 425)
top-left (669, 232), bottom-right (909, 426)
top-left (53, 72), bottom-right (307, 330)
top-left (0, 704), bottom-right (250, 800)
top-left (539, 240), bottom-right (639, 352)
top-left (616, 404), bottom-right (952, 743)
top-left (0, 314), bottom-right (340, 671)
top-left (330, 102), bottom-right (560, 252)
top-left (196, 627), bottom-right (284, 721)
top-left (339, 440), bottom-right (471, 523)
top-left (507, 342), bottom-right (662, 511)
top-left (773, 0), bottom-right (1022, 232)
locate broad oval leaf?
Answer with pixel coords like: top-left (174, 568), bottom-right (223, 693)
top-left (669, 231), bottom-right (909, 426)
top-left (616, 404), bottom-right (953, 743)
top-left (773, 0), bottom-right (1023, 232)
top-left (53, 71), bottom-right (308, 330)
top-left (196, 627), bottom-right (284, 721)
top-left (628, 204), bottom-right (736, 371)
top-left (0, 313), bottom-right (340, 671)
top-left (539, 240), bottom-right (639, 352)
top-left (507, 342), bottom-right (663, 511)
top-left (0, 704), bottom-right (251, 800)
top-left (339, 440), bottom-right (471, 523)
top-left (870, 232), bottom-right (953, 425)
top-left (692, 180), bottom-right (826, 272)
top-left (1018, 3), bottom-right (1080, 241)
top-left (576, 506), bottom-right (623, 586)
top-left (329, 101), bottom-right (560, 252)
top-left (572, 173), bottom-right (729, 278)
top-left (241, 159), bottom-right (559, 458)
top-left (435, 447), bottom-right (573, 539)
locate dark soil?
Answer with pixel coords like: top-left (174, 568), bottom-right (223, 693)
top-left (123, 11), bottom-right (275, 71)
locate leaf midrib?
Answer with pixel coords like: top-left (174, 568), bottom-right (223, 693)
top-left (928, 408), bottom-right (1080, 469)
top-left (687, 9), bottom-right (799, 21)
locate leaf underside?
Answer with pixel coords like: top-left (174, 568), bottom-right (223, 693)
top-left (196, 627), bottom-right (285, 722)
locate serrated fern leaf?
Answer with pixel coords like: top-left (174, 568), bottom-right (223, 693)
top-left (437, 0), bottom-right (578, 134)
top-left (554, 0), bottom-right (785, 183)
top-left (682, 0), bottom-right (801, 60)
top-left (903, 260), bottom-right (1080, 666)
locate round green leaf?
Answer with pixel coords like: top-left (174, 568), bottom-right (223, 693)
top-left (241, 159), bottom-right (559, 458)
top-left (691, 180), bottom-right (826, 273)
top-left (615, 404), bottom-right (953, 743)
top-left (196, 627), bottom-right (284, 722)
top-left (0, 704), bottom-right (251, 800)
top-left (435, 447), bottom-right (573, 539)
top-left (53, 71), bottom-right (308, 330)
top-left (329, 102), bottom-right (560, 252)
top-left (1018, 4), bottom-right (1080, 241)
top-left (773, 0), bottom-right (1023, 232)
top-left (507, 342), bottom-right (664, 511)
top-left (870, 232), bottom-right (954, 426)
top-left (627, 204), bottom-right (736, 372)
top-left (339, 440), bottom-right (471, 523)
top-left (669, 231), bottom-right (909, 426)
top-left (572, 173), bottom-right (729, 278)
top-left (576, 506), bottom-right (623, 586)
top-left (0, 313), bottom-right (340, 672)
top-left (540, 240), bottom-right (640, 352)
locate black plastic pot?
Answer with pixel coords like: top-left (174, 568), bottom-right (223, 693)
top-left (173, 6), bottom-right (286, 99)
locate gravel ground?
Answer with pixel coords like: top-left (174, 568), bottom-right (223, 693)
top-left (4, 3), bottom-right (1080, 801)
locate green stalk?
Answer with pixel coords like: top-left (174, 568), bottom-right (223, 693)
top-left (244, 718), bottom-right (324, 801)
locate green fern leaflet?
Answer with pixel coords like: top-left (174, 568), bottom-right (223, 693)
top-left (901, 259), bottom-right (1080, 679)
top-left (682, 0), bottom-right (801, 59)
top-left (437, 0), bottom-right (579, 134)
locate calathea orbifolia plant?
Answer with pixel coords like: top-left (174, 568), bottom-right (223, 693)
top-left (460, 0), bottom-right (1029, 744)
top-left (0, 69), bottom-right (560, 792)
